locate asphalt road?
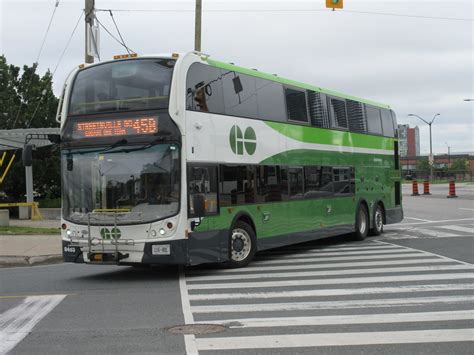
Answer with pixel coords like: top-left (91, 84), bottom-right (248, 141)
top-left (1, 183), bottom-right (473, 354)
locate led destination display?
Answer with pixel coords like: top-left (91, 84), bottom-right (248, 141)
top-left (73, 117), bottom-right (158, 138)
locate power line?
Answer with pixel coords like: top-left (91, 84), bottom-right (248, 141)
top-left (95, 7), bottom-right (473, 22)
top-left (108, 10), bottom-right (131, 55)
top-left (95, 15), bottom-right (136, 54)
top-left (26, 11), bottom-right (83, 130)
top-left (11, 0), bottom-right (61, 130)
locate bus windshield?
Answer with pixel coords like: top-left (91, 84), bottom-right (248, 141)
top-left (69, 58), bottom-right (175, 116)
top-left (62, 143), bottom-right (180, 225)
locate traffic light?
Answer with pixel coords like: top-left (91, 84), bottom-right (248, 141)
top-left (326, 0), bottom-right (343, 9)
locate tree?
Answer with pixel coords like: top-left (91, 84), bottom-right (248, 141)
top-left (416, 159), bottom-right (430, 172)
top-left (0, 55), bottom-right (60, 202)
top-left (450, 159), bottom-right (468, 172)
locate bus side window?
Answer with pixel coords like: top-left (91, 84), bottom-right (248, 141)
top-left (186, 63), bottom-right (225, 114)
top-left (366, 105), bottom-right (383, 135)
top-left (381, 109), bottom-right (395, 137)
top-left (328, 97), bottom-right (348, 130)
top-left (347, 100), bottom-right (367, 133)
top-left (188, 165), bottom-right (218, 216)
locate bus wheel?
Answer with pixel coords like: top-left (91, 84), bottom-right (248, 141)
top-left (227, 221), bottom-right (256, 268)
top-left (353, 205), bottom-right (369, 241)
top-left (370, 204), bottom-right (384, 236)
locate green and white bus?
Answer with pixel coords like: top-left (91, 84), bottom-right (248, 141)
top-left (59, 51), bottom-right (403, 267)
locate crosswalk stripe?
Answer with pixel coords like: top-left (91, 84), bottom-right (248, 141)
top-left (254, 253), bottom-right (432, 266)
top-left (186, 258), bottom-right (452, 275)
top-left (189, 283), bottom-right (474, 301)
top-left (437, 225), bottom-right (474, 234)
top-left (259, 248), bottom-right (419, 260)
top-left (187, 273), bottom-right (474, 290)
top-left (191, 295), bottom-right (474, 313)
top-left (406, 228), bottom-right (459, 238)
top-left (0, 295), bottom-right (66, 354)
top-left (186, 264), bottom-right (474, 282)
top-left (195, 329), bottom-right (474, 350)
top-left (268, 245), bottom-right (402, 254)
top-left (202, 310), bottom-right (474, 328)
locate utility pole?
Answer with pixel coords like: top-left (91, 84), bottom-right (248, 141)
top-left (408, 113), bottom-right (440, 182)
top-left (194, 0), bottom-right (202, 51)
top-left (85, 0), bottom-right (95, 63)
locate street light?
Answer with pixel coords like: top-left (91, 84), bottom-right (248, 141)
top-left (407, 113), bottom-right (440, 182)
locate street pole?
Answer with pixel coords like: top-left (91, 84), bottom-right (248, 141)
top-left (85, 0), bottom-right (95, 64)
top-left (195, 0), bottom-right (202, 51)
top-left (408, 113), bottom-right (440, 182)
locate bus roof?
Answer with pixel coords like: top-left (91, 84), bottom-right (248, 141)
top-left (203, 56), bottom-right (391, 110)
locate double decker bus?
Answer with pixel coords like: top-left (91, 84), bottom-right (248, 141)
top-left (59, 52), bottom-right (403, 268)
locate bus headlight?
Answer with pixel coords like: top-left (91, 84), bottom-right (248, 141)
top-left (159, 228), bottom-right (166, 236)
top-left (150, 230), bottom-right (157, 238)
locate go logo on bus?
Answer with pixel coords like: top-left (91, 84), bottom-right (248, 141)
top-left (100, 227), bottom-right (121, 239)
top-left (229, 125), bottom-right (256, 156)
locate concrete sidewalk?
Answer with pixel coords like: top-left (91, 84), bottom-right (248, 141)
top-left (0, 220), bottom-right (63, 267)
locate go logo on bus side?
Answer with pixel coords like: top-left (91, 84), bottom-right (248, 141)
top-left (100, 227), bottom-right (121, 239)
top-left (229, 125), bottom-right (256, 156)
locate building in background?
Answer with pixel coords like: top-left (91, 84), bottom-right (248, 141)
top-left (398, 124), bottom-right (420, 157)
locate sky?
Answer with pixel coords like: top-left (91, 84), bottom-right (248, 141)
top-left (1, 0), bottom-right (473, 155)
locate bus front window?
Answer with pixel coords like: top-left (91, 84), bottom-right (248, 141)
top-left (62, 144), bottom-right (180, 225)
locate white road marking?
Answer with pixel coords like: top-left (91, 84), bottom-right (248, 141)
top-left (437, 225), bottom-right (474, 234)
top-left (178, 268), bottom-right (198, 355)
top-left (388, 217), bottom-right (474, 227)
top-left (187, 273), bottom-right (474, 291)
top-left (187, 258), bottom-right (452, 275)
top-left (405, 217), bottom-right (433, 222)
top-left (195, 329), bottom-right (474, 350)
top-left (0, 295), bottom-right (66, 354)
top-left (459, 208), bottom-right (474, 211)
top-left (191, 295), bottom-right (474, 313)
top-left (205, 310), bottom-right (474, 328)
top-left (262, 245), bottom-right (402, 255)
top-left (374, 240), bottom-right (473, 266)
top-left (186, 264), bottom-right (474, 282)
top-left (407, 228), bottom-right (459, 238)
top-left (259, 248), bottom-right (419, 260)
top-left (188, 283), bottom-right (474, 300)
top-left (255, 252), bottom-right (431, 266)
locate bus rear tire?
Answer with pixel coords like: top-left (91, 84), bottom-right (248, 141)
top-left (227, 221), bottom-right (256, 268)
top-left (353, 205), bottom-right (369, 241)
top-left (370, 203), bottom-right (384, 236)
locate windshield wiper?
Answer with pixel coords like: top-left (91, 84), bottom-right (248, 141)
top-left (101, 138), bottom-right (128, 153)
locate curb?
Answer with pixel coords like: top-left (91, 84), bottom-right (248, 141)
top-left (0, 255), bottom-right (63, 268)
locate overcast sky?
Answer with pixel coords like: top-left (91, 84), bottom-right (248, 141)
top-left (1, 0), bottom-right (472, 154)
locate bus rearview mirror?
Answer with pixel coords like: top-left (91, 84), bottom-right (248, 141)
top-left (22, 144), bottom-right (33, 167)
top-left (192, 194), bottom-right (206, 218)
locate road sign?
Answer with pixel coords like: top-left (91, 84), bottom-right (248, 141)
top-left (429, 154), bottom-right (434, 165)
top-left (326, 0), bottom-right (343, 9)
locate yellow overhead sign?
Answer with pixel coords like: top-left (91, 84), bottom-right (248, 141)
top-left (326, 0), bottom-right (343, 9)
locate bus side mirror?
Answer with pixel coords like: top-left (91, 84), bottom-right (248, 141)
top-left (22, 144), bottom-right (33, 167)
top-left (192, 194), bottom-right (206, 218)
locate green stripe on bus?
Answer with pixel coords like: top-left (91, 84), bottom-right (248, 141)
top-left (205, 58), bottom-right (391, 110)
top-left (264, 121), bottom-right (395, 151)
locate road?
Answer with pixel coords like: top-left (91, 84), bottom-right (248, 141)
top-left (1, 183), bottom-right (473, 354)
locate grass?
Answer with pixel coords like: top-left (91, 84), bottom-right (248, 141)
top-left (0, 226), bottom-right (61, 235)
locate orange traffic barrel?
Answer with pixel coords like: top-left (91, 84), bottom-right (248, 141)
top-left (411, 180), bottom-right (419, 196)
top-left (447, 180), bottom-right (457, 198)
top-left (423, 180), bottom-right (431, 195)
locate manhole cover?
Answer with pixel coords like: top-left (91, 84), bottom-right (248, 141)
top-left (166, 324), bottom-right (226, 335)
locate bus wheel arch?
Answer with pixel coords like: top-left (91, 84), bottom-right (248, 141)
top-left (370, 201), bottom-right (385, 236)
top-left (353, 199), bottom-right (369, 241)
top-left (227, 212), bottom-right (257, 268)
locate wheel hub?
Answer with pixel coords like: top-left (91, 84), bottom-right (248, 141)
top-left (232, 238), bottom-right (244, 252)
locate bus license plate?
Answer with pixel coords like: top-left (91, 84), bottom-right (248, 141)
top-left (152, 244), bottom-right (170, 255)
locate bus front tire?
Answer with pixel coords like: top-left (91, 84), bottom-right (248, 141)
top-left (353, 205), bottom-right (369, 241)
top-left (370, 204), bottom-right (384, 236)
top-left (227, 221), bottom-right (256, 268)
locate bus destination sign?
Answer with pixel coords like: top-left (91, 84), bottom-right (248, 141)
top-left (73, 117), bottom-right (158, 138)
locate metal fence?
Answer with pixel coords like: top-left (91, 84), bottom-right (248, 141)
top-left (402, 170), bottom-right (473, 182)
